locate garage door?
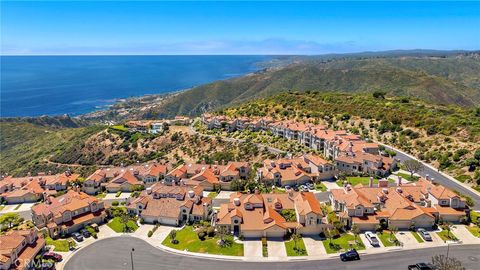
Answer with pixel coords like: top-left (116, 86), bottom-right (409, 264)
top-left (243, 231), bottom-right (263, 238)
top-left (265, 230), bottom-right (285, 238)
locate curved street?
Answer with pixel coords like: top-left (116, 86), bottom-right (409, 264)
top-left (65, 236), bottom-right (480, 270)
top-left (382, 144), bottom-right (480, 210)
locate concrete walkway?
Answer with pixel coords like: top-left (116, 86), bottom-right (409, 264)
top-left (244, 238), bottom-right (263, 258)
top-left (395, 231), bottom-right (418, 248)
top-left (267, 238), bottom-right (287, 259)
top-left (452, 225), bottom-right (480, 244)
top-left (302, 235), bottom-right (327, 256)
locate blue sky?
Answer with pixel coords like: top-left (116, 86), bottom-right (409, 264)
top-left (1, 1), bottom-right (479, 55)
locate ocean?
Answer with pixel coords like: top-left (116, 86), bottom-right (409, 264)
top-left (0, 55), bottom-right (271, 117)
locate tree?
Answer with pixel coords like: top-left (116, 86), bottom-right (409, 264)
top-left (432, 254), bottom-right (465, 270)
top-left (119, 212), bottom-right (131, 233)
top-left (325, 228), bottom-right (334, 244)
top-left (169, 230), bottom-right (178, 244)
top-left (372, 90), bottom-right (387, 99)
top-left (441, 222), bottom-right (453, 239)
top-left (0, 213), bottom-right (21, 229)
top-left (403, 159), bottom-right (424, 179)
top-left (217, 225), bottom-right (229, 245)
top-left (352, 224), bottom-right (360, 242)
top-left (388, 225), bottom-right (398, 242)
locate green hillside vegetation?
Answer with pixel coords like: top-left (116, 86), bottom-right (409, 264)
top-left (126, 54), bottom-right (480, 119)
top-left (0, 122), bottom-right (103, 176)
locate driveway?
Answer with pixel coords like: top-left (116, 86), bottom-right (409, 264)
top-left (452, 225), bottom-right (480, 244)
top-left (321, 181), bottom-right (339, 191)
top-left (267, 238), bottom-right (287, 258)
top-left (302, 235), bottom-right (326, 256)
top-left (395, 231), bottom-right (418, 248)
top-left (360, 233), bottom-right (383, 249)
top-left (244, 238), bottom-right (263, 258)
top-left (104, 192), bottom-right (131, 201)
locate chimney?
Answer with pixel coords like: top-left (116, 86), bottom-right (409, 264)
top-left (378, 179), bottom-right (389, 188)
top-left (425, 174), bottom-right (430, 181)
top-left (201, 160), bottom-right (206, 165)
top-left (430, 177), bottom-right (435, 184)
top-left (398, 176), bottom-right (402, 186)
top-left (146, 187), bottom-right (152, 195)
top-left (369, 177), bottom-right (374, 188)
top-left (234, 197), bottom-right (241, 206)
top-left (254, 187), bottom-right (260, 195)
top-left (188, 190), bottom-right (195, 198)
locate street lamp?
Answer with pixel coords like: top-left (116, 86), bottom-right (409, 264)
top-left (130, 248), bottom-right (135, 270)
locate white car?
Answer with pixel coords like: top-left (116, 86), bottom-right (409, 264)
top-left (364, 231), bottom-right (380, 246)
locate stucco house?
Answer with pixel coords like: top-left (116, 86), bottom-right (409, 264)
top-left (0, 229), bottom-right (46, 270)
top-left (31, 190), bottom-right (106, 238)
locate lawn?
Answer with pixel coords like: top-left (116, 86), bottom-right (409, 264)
top-left (467, 226), bottom-right (480, 238)
top-left (396, 172), bottom-right (420, 182)
top-left (107, 217), bottom-right (139, 233)
top-left (436, 230), bottom-right (458, 241)
top-left (45, 236), bottom-right (76, 252)
top-left (411, 231), bottom-right (424, 243)
top-left (322, 233), bottom-right (365, 254)
top-left (336, 177), bottom-right (394, 187)
top-left (285, 238), bottom-right (308, 256)
top-left (110, 125), bottom-right (129, 132)
top-left (95, 193), bottom-right (107, 199)
top-left (262, 238), bottom-right (268, 257)
top-left (377, 231), bottom-right (399, 247)
top-left (471, 211), bottom-right (480, 224)
top-left (315, 182), bottom-right (327, 191)
top-left (162, 226), bottom-right (244, 256)
top-left (0, 205), bottom-right (4, 211)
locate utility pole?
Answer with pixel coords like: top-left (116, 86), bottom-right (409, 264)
top-left (130, 248), bottom-right (135, 270)
top-left (445, 241), bottom-right (450, 259)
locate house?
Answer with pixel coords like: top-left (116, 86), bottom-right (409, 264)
top-left (329, 176), bottom-right (467, 231)
top-left (104, 171), bottom-right (144, 193)
top-left (126, 183), bottom-right (212, 226)
top-left (1, 179), bottom-right (44, 204)
top-left (42, 171), bottom-right (79, 191)
top-left (31, 190), bottom-right (106, 238)
top-left (256, 154), bottom-right (334, 187)
top-left (165, 161), bottom-right (250, 190)
top-left (215, 190), bottom-right (329, 237)
top-left (0, 229), bottom-right (46, 270)
top-left (170, 116), bottom-right (191, 126)
top-left (335, 152), bottom-right (396, 176)
top-left (83, 163), bottom-right (168, 194)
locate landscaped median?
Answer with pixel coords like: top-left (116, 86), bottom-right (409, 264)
top-left (436, 230), bottom-right (458, 242)
top-left (161, 226), bottom-right (244, 256)
top-left (284, 236), bottom-right (308, 256)
top-left (107, 217), bottom-right (139, 233)
top-left (377, 231), bottom-right (400, 247)
top-left (410, 231), bottom-right (424, 243)
top-left (336, 177), bottom-right (394, 187)
top-left (322, 233), bottom-right (365, 254)
top-left (45, 236), bottom-right (76, 252)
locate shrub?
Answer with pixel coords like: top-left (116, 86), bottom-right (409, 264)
top-left (206, 226), bottom-right (215, 237)
top-left (148, 230), bottom-right (153, 237)
top-left (115, 191), bottom-right (122, 197)
top-left (111, 201), bottom-right (119, 206)
top-left (198, 231), bottom-right (206, 240)
top-left (120, 201), bottom-right (126, 205)
top-left (139, 218), bottom-right (145, 224)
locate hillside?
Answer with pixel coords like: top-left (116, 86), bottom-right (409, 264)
top-left (86, 52), bottom-right (480, 120)
top-left (217, 91), bottom-right (480, 188)
top-left (0, 122), bottom-right (270, 177)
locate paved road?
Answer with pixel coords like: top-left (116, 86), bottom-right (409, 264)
top-left (383, 145), bottom-right (480, 210)
top-left (65, 237), bottom-right (480, 270)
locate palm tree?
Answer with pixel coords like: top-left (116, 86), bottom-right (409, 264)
top-left (169, 230), bottom-right (177, 244)
top-left (388, 225), bottom-right (398, 242)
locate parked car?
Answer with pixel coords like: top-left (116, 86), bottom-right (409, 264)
top-left (43, 252), bottom-right (63, 262)
top-left (417, 228), bottom-right (432, 241)
top-left (301, 185), bottom-right (309, 191)
top-left (407, 263), bottom-right (436, 270)
top-left (340, 249), bottom-right (360, 261)
top-left (71, 232), bottom-right (84, 242)
top-left (307, 183), bottom-right (315, 190)
top-left (293, 186), bottom-right (299, 191)
top-left (80, 229), bottom-right (91, 238)
top-left (285, 185), bottom-right (291, 191)
top-left (365, 231), bottom-right (380, 246)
